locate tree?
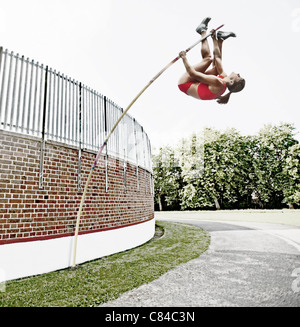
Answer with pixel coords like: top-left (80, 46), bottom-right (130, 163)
top-left (202, 128), bottom-right (255, 209)
top-left (180, 128), bottom-right (255, 210)
top-left (252, 123), bottom-right (298, 208)
top-left (282, 143), bottom-right (300, 208)
top-left (152, 123), bottom-right (300, 211)
top-left (153, 146), bottom-right (182, 211)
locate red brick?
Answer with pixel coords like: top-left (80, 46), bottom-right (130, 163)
top-left (0, 131), bottom-right (154, 244)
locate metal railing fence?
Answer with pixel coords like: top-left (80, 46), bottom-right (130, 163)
top-left (0, 47), bottom-right (152, 173)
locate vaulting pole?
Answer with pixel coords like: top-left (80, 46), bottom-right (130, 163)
top-left (71, 24), bottom-right (224, 268)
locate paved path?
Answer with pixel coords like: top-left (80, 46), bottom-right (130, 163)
top-left (101, 219), bottom-right (300, 307)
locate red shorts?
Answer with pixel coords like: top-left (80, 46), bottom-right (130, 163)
top-left (178, 76), bottom-right (226, 100)
top-left (178, 82), bottom-right (193, 94)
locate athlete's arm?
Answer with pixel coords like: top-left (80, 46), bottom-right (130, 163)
top-left (179, 51), bottom-right (223, 87)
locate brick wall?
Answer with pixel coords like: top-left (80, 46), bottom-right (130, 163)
top-left (0, 130), bottom-right (154, 245)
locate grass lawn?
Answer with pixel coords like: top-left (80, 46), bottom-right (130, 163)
top-left (0, 220), bottom-right (210, 307)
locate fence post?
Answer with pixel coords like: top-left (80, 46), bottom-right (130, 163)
top-left (78, 82), bottom-right (82, 192)
top-left (141, 127), bottom-right (147, 194)
top-left (148, 137), bottom-right (154, 195)
top-left (123, 117), bottom-right (127, 194)
top-left (133, 119), bottom-right (139, 192)
top-left (39, 66), bottom-right (49, 189)
top-left (0, 47), bottom-right (4, 121)
top-left (104, 96), bottom-right (109, 192)
top-left (0, 47), bottom-right (3, 74)
top-left (3, 51), bottom-right (13, 130)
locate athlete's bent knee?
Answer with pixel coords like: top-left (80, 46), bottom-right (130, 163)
top-left (203, 56), bottom-right (213, 64)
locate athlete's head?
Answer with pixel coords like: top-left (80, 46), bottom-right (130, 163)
top-left (217, 73), bottom-right (245, 104)
top-left (227, 72), bottom-right (245, 93)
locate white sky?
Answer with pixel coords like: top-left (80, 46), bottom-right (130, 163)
top-left (1, 0), bottom-right (300, 151)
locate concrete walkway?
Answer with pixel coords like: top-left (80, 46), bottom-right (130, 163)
top-left (101, 219), bottom-right (300, 307)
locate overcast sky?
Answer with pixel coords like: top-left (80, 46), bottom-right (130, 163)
top-left (1, 0), bottom-right (300, 150)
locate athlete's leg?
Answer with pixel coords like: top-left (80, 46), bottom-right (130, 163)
top-left (218, 38), bottom-right (223, 58)
top-left (200, 30), bottom-right (211, 59)
top-left (205, 35), bottom-right (223, 75)
top-left (178, 56), bottom-right (212, 84)
top-left (192, 30), bottom-right (212, 72)
top-left (178, 31), bottom-right (212, 84)
top-left (209, 31), bottom-right (235, 72)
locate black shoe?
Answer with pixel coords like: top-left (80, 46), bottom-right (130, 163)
top-left (196, 17), bottom-right (211, 34)
top-left (217, 31), bottom-right (236, 40)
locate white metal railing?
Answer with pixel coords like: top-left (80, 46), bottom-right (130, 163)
top-left (0, 47), bottom-right (152, 173)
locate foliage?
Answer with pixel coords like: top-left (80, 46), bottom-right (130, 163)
top-left (252, 123), bottom-right (298, 208)
top-left (282, 143), bottom-right (300, 207)
top-left (153, 146), bottom-right (182, 210)
top-left (153, 123), bottom-right (300, 210)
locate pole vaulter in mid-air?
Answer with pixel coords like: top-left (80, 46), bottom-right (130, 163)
top-left (72, 17), bottom-right (245, 268)
top-left (178, 17), bottom-right (245, 104)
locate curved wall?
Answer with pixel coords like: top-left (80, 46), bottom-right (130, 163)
top-left (0, 47), bottom-right (154, 282)
top-left (0, 130), bottom-right (154, 281)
